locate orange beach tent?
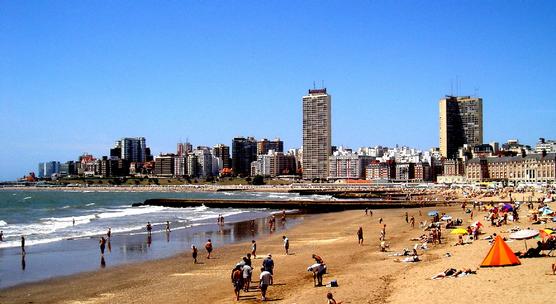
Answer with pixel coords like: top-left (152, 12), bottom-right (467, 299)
top-left (480, 236), bottom-right (521, 267)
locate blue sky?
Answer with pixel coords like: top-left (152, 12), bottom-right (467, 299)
top-left (1, 1), bottom-right (555, 180)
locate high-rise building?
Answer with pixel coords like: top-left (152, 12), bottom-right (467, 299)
top-left (232, 136), bottom-right (257, 176)
top-left (302, 88), bottom-right (331, 180)
top-left (113, 137), bottom-right (148, 163)
top-left (37, 161), bottom-right (61, 178)
top-left (439, 96), bottom-right (483, 159)
top-left (257, 138), bottom-right (284, 155)
top-left (213, 144), bottom-right (231, 169)
top-left (177, 142), bottom-right (193, 156)
top-left (154, 154), bottom-right (175, 177)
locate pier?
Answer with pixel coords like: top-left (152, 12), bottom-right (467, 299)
top-left (142, 198), bottom-right (509, 213)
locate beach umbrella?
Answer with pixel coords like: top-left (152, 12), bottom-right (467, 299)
top-left (543, 228), bottom-right (554, 235)
top-left (542, 208), bottom-right (554, 216)
top-left (510, 229), bottom-right (539, 240)
top-left (510, 229), bottom-right (540, 250)
top-left (428, 211), bottom-right (439, 216)
top-left (450, 228), bottom-right (468, 235)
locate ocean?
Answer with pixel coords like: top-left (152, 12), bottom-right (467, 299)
top-left (0, 190), bottom-right (320, 288)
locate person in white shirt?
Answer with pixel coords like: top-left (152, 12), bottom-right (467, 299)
top-left (259, 267), bottom-right (273, 301)
top-left (282, 236), bottom-right (289, 255)
top-left (242, 264), bottom-right (252, 292)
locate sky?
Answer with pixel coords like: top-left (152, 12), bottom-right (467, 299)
top-left (1, 1), bottom-right (555, 181)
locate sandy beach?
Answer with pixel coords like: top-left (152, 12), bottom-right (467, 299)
top-left (2, 192), bottom-right (554, 304)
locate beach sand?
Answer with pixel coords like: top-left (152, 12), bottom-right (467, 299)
top-left (2, 200), bottom-right (555, 304)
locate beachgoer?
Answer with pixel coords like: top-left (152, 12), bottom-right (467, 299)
top-left (245, 254), bottom-right (252, 267)
top-left (410, 216), bottom-right (415, 228)
top-left (146, 222), bottom-right (152, 235)
top-left (312, 254), bottom-right (324, 264)
top-left (72, 218), bottom-right (75, 226)
top-left (0, 231), bottom-right (3, 242)
top-left (205, 239), bottom-right (213, 259)
top-left (405, 212), bottom-right (408, 223)
top-left (232, 265), bottom-right (243, 301)
top-left (251, 240), bottom-right (257, 258)
top-left (262, 254), bottom-right (274, 278)
top-left (281, 209), bottom-right (286, 222)
top-left (259, 266), bottom-right (273, 301)
top-left (250, 220), bottom-right (256, 232)
top-left (242, 263), bottom-right (252, 291)
top-left (379, 217), bottom-right (383, 224)
top-left (99, 236), bottom-right (106, 255)
top-left (357, 226), bottom-right (364, 245)
top-left (192, 245), bottom-right (198, 263)
top-left (365, 208), bottom-right (368, 216)
top-left (327, 292), bottom-right (343, 304)
top-left (21, 236), bottom-right (25, 255)
top-left (165, 221), bottom-right (171, 232)
top-left (107, 227), bottom-right (111, 239)
top-left (307, 262), bottom-right (326, 286)
top-left (370, 210), bottom-right (373, 217)
top-left (283, 236), bottom-right (289, 255)
top-left (552, 263), bottom-right (556, 275)
top-left (382, 224), bottom-right (386, 240)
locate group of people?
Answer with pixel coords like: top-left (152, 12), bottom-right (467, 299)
top-left (229, 248), bottom-right (274, 301)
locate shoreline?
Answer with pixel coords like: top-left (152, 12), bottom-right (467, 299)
top-left (0, 207), bottom-right (304, 289)
top-left (5, 201), bottom-right (555, 304)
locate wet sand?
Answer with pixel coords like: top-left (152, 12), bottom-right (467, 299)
top-left (2, 199), bottom-right (555, 304)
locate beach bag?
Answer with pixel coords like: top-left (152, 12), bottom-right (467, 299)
top-left (326, 280), bottom-right (338, 287)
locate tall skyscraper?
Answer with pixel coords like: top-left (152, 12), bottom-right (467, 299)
top-left (213, 144), bottom-right (231, 169)
top-left (302, 88), bottom-right (332, 180)
top-left (439, 96), bottom-right (483, 159)
top-left (113, 137), bottom-right (148, 163)
top-left (232, 136), bottom-right (257, 176)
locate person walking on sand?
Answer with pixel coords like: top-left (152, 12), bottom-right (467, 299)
top-left (405, 212), bottom-right (409, 223)
top-left (365, 208), bottom-right (368, 216)
top-left (191, 245), bottom-right (198, 263)
top-left (283, 236), bottom-right (289, 255)
top-left (379, 217), bottom-right (383, 224)
top-left (99, 236), bottom-right (106, 255)
top-left (410, 216), bottom-right (415, 228)
top-left (146, 222), bottom-right (152, 236)
top-left (357, 226), bottom-right (364, 245)
top-left (263, 254), bottom-right (274, 277)
top-left (370, 210), bottom-right (373, 217)
top-left (231, 265), bottom-right (243, 301)
top-left (251, 240), bottom-right (257, 258)
top-left (242, 262), bottom-right (252, 291)
top-left (259, 266), bottom-right (273, 301)
top-left (107, 227), bottom-right (112, 239)
top-left (205, 239), bottom-right (213, 259)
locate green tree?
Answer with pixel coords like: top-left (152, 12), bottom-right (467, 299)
top-left (251, 175), bottom-right (265, 185)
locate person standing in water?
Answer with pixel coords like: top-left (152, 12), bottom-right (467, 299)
top-left (21, 236), bottom-right (26, 255)
top-left (107, 227), bottom-right (112, 239)
top-left (165, 221), bottom-right (171, 232)
top-left (146, 222), bottom-right (152, 236)
top-left (99, 236), bottom-right (106, 255)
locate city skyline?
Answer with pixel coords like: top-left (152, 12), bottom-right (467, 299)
top-left (2, 1), bottom-right (556, 180)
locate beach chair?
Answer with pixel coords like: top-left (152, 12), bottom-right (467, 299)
top-left (542, 238), bottom-right (555, 256)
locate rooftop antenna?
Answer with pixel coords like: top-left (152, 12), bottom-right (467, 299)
top-left (313, 81), bottom-right (316, 89)
top-left (456, 75), bottom-right (459, 96)
top-left (321, 80), bottom-right (325, 89)
top-left (450, 79), bottom-right (453, 96)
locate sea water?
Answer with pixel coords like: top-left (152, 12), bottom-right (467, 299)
top-left (0, 190), bottom-right (319, 288)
